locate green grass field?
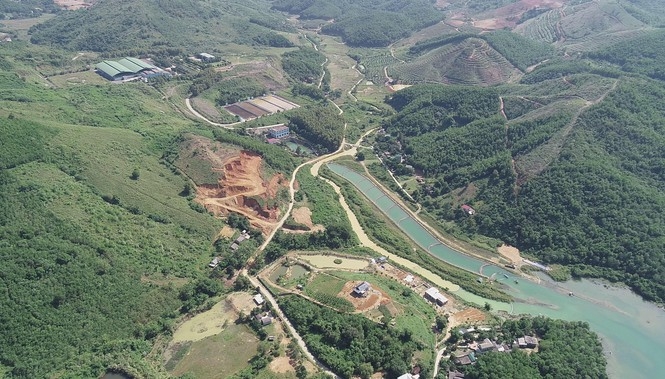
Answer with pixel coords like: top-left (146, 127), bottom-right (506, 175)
top-left (305, 273), bottom-right (346, 296)
top-left (170, 324), bottom-right (259, 378)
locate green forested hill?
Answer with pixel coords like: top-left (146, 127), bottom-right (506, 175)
top-left (384, 74), bottom-right (665, 303)
top-left (0, 56), bottom-right (228, 377)
top-left (28, 0), bottom-right (293, 54)
top-left (272, 0), bottom-right (442, 47)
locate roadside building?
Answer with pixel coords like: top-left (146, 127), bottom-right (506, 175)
top-left (269, 126), bottom-right (290, 139)
top-left (424, 287), bottom-right (449, 306)
top-left (253, 294), bottom-right (265, 305)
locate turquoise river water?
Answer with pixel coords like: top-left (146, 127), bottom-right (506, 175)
top-left (327, 163), bottom-right (665, 379)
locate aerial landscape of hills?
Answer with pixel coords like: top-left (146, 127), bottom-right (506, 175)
top-left (1, 0), bottom-right (665, 378)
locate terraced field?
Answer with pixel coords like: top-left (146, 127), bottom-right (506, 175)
top-left (388, 38), bottom-right (521, 85)
top-left (358, 53), bottom-right (402, 84)
top-left (514, 8), bottom-right (563, 43)
top-left (515, 0), bottom-right (652, 52)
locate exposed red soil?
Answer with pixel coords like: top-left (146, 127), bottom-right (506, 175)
top-left (339, 281), bottom-right (391, 312)
top-left (195, 151), bottom-right (286, 235)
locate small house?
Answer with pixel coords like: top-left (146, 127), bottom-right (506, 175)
top-left (461, 204), bottom-right (476, 215)
top-left (230, 243), bottom-right (239, 251)
top-left (478, 338), bottom-right (495, 352)
top-left (269, 126), bottom-right (290, 139)
top-left (517, 337), bottom-right (527, 348)
top-left (448, 370), bottom-right (465, 379)
top-left (424, 287), bottom-right (449, 306)
top-left (254, 312), bottom-right (273, 326)
top-left (353, 281), bottom-right (371, 297)
top-left (454, 352), bottom-right (476, 366)
top-left (208, 257), bottom-right (220, 268)
top-left (525, 335), bottom-right (538, 348)
top-left (253, 294), bottom-right (265, 305)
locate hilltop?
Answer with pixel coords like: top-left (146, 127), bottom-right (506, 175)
top-left (28, 0), bottom-right (294, 54)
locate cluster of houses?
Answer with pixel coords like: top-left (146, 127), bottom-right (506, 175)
top-left (453, 332), bottom-right (539, 366)
top-left (230, 230), bottom-right (251, 251)
top-left (208, 230), bottom-right (251, 268)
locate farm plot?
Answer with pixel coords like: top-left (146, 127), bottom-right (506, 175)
top-left (224, 95), bottom-right (299, 120)
top-left (249, 98), bottom-right (281, 113)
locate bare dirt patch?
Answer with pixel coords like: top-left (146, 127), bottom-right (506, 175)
top-left (226, 292), bottom-right (258, 315)
top-left (195, 150), bottom-right (287, 235)
top-left (464, 0), bottom-right (565, 30)
top-left (53, 0), bottom-right (94, 10)
top-left (287, 207), bottom-right (324, 233)
top-left (498, 244), bottom-right (522, 266)
top-left (338, 281), bottom-right (390, 312)
top-left (269, 356), bottom-right (295, 374)
top-left (451, 308), bottom-right (487, 326)
top-left (217, 225), bottom-right (236, 239)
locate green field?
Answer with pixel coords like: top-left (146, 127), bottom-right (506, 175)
top-left (170, 324), bottom-right (259, 378)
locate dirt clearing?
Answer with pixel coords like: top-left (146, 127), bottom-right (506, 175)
top-left (286, 207), bottom-right (324, 233)
top-left (498, 244), bottom-right (522, 266)
top-left (338, 281), bottom-right (390, 312)
top-left (450, 308), bottom-right (487, 327)
top-left (53, 0), bottom-right (94, 10)
top-left (269, 356), bottom-right (295, 374)
top-left (195, 150), bottom-right (287, 235)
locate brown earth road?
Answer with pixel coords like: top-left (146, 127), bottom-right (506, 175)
top-left (244, 272), bottom-right (340, 378)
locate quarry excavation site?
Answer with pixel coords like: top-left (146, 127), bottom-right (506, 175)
top-left (196, 151), bottom-right (286, 235)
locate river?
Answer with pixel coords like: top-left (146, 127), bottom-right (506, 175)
top-left (327, 163), bottom-right (665, 379)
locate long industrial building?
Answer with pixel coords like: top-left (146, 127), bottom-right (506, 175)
top-left (95, 57), bottom-right (170, 81)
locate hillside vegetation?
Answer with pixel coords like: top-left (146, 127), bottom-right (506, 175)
top-left (0, 46), bottom-right (247, 377)
top-left (273, 0), bottom-right (442, 47)
top-left (28, 0), bottom-right (293, 54)
top-left (391, 37), bottom-right (521, 85)
top-left (382, 72), bottom-right (665, 303)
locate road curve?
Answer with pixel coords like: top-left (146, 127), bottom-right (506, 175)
top-left (185, 97), bottom-right (243, 129)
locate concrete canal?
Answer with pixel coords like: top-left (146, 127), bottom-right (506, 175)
top-left (327, 163), bottom-right (665, 379)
